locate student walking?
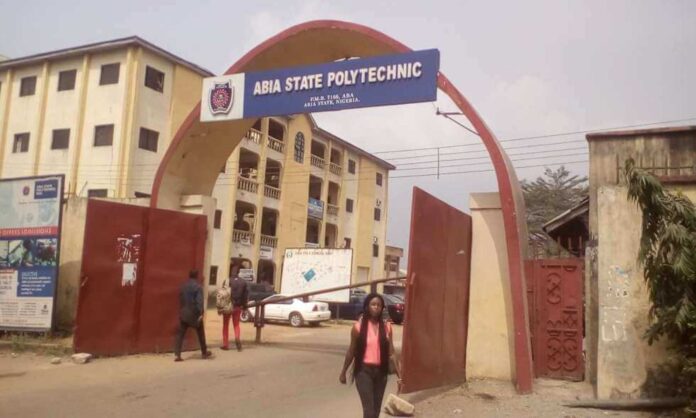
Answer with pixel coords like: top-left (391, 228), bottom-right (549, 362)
top-left (174, 269), bottom-right (212, 361)
top-left (339, 293), bottom-right (401, 418)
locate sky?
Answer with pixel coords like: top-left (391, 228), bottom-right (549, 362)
top-left (1, 0), bottom-right (695, 258)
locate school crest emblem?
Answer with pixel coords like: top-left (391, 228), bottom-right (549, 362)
top-left (209, 81), bottom-right (234, 115)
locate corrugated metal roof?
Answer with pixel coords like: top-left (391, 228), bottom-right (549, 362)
top-left (586, 125), bottom-right (696, 141)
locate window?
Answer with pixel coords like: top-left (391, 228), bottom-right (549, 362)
top-left (373, 244), bottom-right (379, 258)
top-left (346, 198), bottom-right (354, 213)
top-left (88, 189), bottom-right (108, 198)
top-left (376, 172), bottom-right (383, 186)
top-left (144, 66), bottom-right (165, 92)
top-left (99, 63), bottom-right (120, 85)
top-left (348, 159), bottom-right (356, 174)
top-left (51, 129), bottom-right (70, 150)
top-left (12, 133), bottom-right (30, 153)
top-left (58, 70), bottom-right (77, 91)
top-left (209, 266), bottom-right (218, 286)
top-left (374, 207), bottom-right (381, 221)
top-left (294, 132), bottom-right (305, 163)
top-left (138, 127), bottom-right (159, 152)
top-left (214, 210), bottom-right (222, 229)
top-left (94, 124), bottom-right (114, 146)
top-left (20, 76), bottom-right (36, 96)
top-left (344, 238), bottom-right (352, 248)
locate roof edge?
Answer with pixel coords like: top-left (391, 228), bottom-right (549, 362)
top-left (586, 125), bottom-right (696, 141)
top-left (0, 36), bottom-right (214, 77)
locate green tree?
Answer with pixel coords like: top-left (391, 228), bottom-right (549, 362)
top-left (624, 158), bottom-right (696, 411)
top-left (521, 165), bottom-right (588, 252)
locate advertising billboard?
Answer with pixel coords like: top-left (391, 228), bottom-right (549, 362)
top-left (0, 175), bottom-right (64, 331)
top-left (280, 248), bottom-right (352, 303)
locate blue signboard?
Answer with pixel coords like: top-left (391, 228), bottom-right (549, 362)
top-left (308, 198), bottom-right (324, 220)
top-left (201, 49), bottom-right (440, 122)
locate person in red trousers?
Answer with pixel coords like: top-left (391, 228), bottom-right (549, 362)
top-left (219, 266), bottom-right (249, 351)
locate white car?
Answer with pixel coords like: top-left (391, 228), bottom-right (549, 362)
top-left (241, 294), bottom-right (331, 327)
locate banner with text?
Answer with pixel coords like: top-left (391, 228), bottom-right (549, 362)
top-left (0, 175), bottom-right (64, 331)
top-left (200, 49), bottom-right (439, 122)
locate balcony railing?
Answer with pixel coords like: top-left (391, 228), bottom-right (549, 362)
top-left (329, 162), bottom-right (342, 176)
top-left (305, 242), bottom-right (320, 248)
top-left (238, 177), bottom-right (259, 193)
top-left (232, 229), bottom-right (254, 245)
top-left (311, 155), bottom-right (326, 170)
top-left (264, 184), bottom-right (281, 200)
top-left (260, 234), bottom-right (278, 248)
top-left (245, 128), bottom-right (262, 145)
top-left (267, 136), bottom-right (285, 153)
top-left (327, 204), bottom-right (339, 216)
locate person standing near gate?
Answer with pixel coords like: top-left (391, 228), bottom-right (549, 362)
top-left (339, 293), bottom-right (402, 418)
top-left (228, 266), bottom-right (249, 351)
top-left (174, 269), bottom-right (212, 362)
top-left (217, 268), bottom-right (234, 350)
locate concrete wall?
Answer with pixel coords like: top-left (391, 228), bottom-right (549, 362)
top-left (595, 185), bottom-right (680, 398)
top-left (466, 192), bottom-right (515, 380)
top-left (55, 197), bottom-right (88, 331)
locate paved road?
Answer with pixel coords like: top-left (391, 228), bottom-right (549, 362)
top-left (0, 313), bottom-right (402, 417)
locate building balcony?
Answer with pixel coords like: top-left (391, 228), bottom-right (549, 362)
top-left (232, 229), bottom-right (254, 245)
top-left (305, 242), bottom-right (320, 249)
top-left (327, 204), bottom-right (339, 216)
top-left (245, 128), bottom-right (262, 145)
top-left (267, 136), bottom-right (285, 153)
top-left (310, 155), bottom-right (326, 170)
top-left (260, 234), bottom-right (278, 248)
top-left (238, 177), bottom-right (259, 194)
top-left (329, 162), bottom-right (342, 176)
top-left (264, 184), bottom-right (281, 200)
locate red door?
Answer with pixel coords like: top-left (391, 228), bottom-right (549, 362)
top-left (401, 187), bottom-right (472, 393)
top-left (74, 200), bottom-right (206, 356)
top-left (527, 259), bottom-right (584, 380)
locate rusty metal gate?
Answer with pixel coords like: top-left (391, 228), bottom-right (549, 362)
top-left (526, 258), bottom-right (584, 380)
top-left (74, 199), bottom-right (207, 356)
top-left (401, 187), bottom-right (472, 393)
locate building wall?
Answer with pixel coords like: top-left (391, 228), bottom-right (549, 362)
top-left (466, 192), bottom-right (515, 380)
top-left (586, 128), bottom-right (696, 386)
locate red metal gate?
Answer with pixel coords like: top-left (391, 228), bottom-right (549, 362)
top-left (401, 187), bottom-right (472, 393)
top-left (526, 258), bottom-right (584, 380)
top-left (74, 199), bottom-right (207, 355)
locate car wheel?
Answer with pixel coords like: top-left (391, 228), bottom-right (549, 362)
top-left (289, 312), bottom-right (303, 328)
top-left (240, 310), bottom-right (252, 322)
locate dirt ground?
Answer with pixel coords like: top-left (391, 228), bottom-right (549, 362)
top-left (412, 378), bottom-right (669, 418)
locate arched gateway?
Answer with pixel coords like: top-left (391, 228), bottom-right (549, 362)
top-left (150, 20), bottom-right (533, 393)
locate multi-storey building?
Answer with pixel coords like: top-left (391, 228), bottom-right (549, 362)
top-left (0, 37), bottom-right (393, 292)
top-left (210, 114), bottom-right (394, 290)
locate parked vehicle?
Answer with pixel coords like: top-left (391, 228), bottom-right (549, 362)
top-left (241, 294), bottom-right (330, 327)
top-left (383, 294), bottom-right (405, 324)
top-left (247, 282), bottom-right (276, 303)
top-left (329, 292), bottom-right (366, 320)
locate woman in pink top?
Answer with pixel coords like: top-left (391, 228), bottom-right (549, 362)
top-left (339, 293), bottom-right (401, 418)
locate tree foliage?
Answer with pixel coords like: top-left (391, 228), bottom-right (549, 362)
top-left (624, 158), bottom-right (696, 409)
top-left (521, 166), bottom-right (588, 251)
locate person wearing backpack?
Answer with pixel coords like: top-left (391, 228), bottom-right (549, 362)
top-left (221, 265), bottom-right (249, 351)
top-left (216, 271), bottom-right (234, 350)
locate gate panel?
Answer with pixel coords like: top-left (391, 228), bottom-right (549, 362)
top-left (74, 200), bottom-right (147, 354)
top-left (401, 187), bottom-right (472, 393)
top-left (530, 258), bottom-right (584, 380)
top-left (135, 208), bottom-right (207, 353)
top-left (74, 200), bottom-right (207, 356)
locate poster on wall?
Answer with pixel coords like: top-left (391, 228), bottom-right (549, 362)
top-left (0, 175), bottom-right (64, 331)
top-left (281, 248), bottom-right (352, 303)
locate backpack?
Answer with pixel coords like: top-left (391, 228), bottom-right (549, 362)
top-left (216, 280), bottom-right (233, 314)
top-left (230, 278), bottom-right (248, 308)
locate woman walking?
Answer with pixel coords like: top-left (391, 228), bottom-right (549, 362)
top-left (339, 293), bottom-right (401, 418)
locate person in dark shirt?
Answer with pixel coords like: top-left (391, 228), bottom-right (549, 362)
top-left (174, 269), bottom-right (212, 362)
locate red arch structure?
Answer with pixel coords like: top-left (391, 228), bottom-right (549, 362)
top-left (151, 20), bottom-right (533, 393)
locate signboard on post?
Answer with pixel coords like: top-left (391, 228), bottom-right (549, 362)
top-left (200, 49), bottom-right (439, 122)
top-left (281, 248), bottom-right (352, 303)
top-left (307, 198), bottom-right (324, 220)
top-left (0, 175), bottom-right (64, 331)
